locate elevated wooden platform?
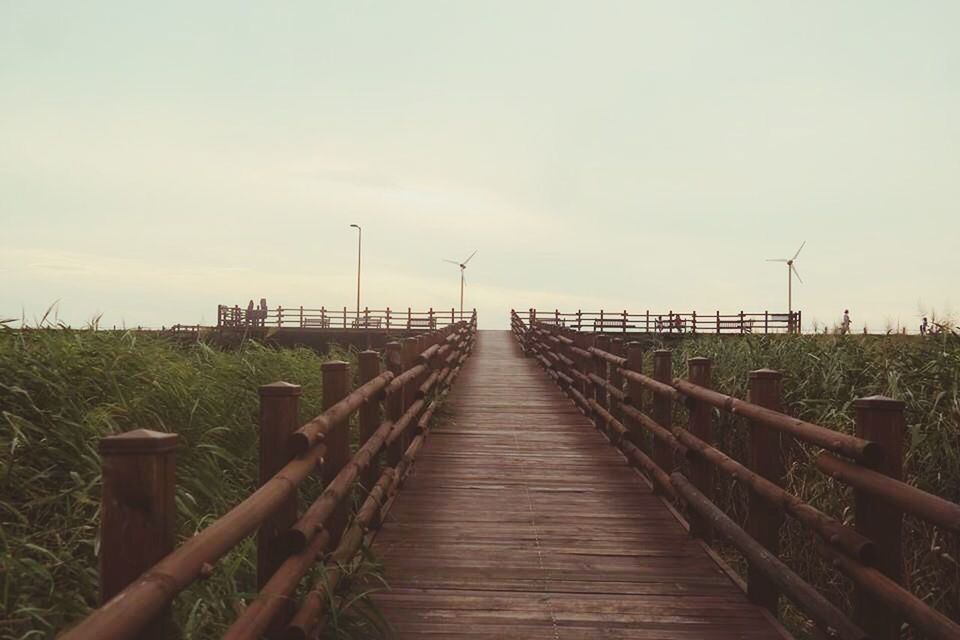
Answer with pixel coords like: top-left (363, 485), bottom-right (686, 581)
top-left (372, 331), bottom-right (787, 639)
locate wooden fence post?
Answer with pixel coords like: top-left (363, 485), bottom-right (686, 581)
top-left (625, 342), bottom-right (645, 451)
top-left (610, 338), bottom-right (624, 422)
top-left (257, 382), bottom-right (302, 592)
top-left (854, 396), bottom-right (906, 640)
top-left (652, 350), bottom-right (673, 473)
top-left (358, 351), bottom-right (382, 492)
top-left (687, 357), bottom-right (714, 543)
top-left (594, 335), bottom-right (610, 424)
top-left (99, 429), bottom-right (177, 640)
top-left (321, 361), bottom-right (351, 544)
top-left (747, 369), bottom-right (784, 613)
top-left (384, 342), bottom-right (404, 466)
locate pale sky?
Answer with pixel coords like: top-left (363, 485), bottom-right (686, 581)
top-left (2, 2), bottom-right (958, 331)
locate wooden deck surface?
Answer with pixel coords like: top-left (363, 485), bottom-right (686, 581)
top-left (371, 330), bottom-right (787, 639)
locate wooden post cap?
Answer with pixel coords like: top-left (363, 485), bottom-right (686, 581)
top-left (99, 429), bottom-right (177, 455)
top-left (321, 361), bottom-right (350, 371)
top-left (749, 368), bottom-right (782, 380)
top-left (258, 381), bottom-right (302, 397)
top-left (854, 395), bottom-right (905, 411)
top-left (688, 356), bottom-right (712, 365)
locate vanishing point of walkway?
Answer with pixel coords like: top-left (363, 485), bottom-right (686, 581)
top-left (372, 330), bottom-right (787, 639)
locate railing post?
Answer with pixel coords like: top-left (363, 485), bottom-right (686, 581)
top-left (358, 351), bottom-right (382, 492)
top-left (853, 396), bottom-right (906, 640)
top-left (686, 357), bottom-right (714, 543)
top-left (593, 335), bottom-right (610, 424)
top-left (692, 310), bottom-right (696, 333)
top-left (625, 342), bottom-right (645, 451)
top-left (299, 305), bottom-right (304, 327)
top-left (765, 310), bottom-right (769, 333)
top-left (321, 361), bottom-right (351, 544)
top-left (343, 306), bottom-right (347, 328)
top-left (746, 370), bottom-right (783, 613)
top-left (386, 306), bottom-right (391, 331)
top-left (254, 382), bottom-right (301, 634)
top-left (383, 342), bottom-right (404, 466)
top-left (740, 310), bottom-right (745, 334)
top-left (99, 429), bottom-right (177, 640)
top-left (652, 350), bottom-right (673, 474)
top-left (716, 310), bottom-right (720, 333)
top-left (610, 338), bottom-right (624, 421)
top-left (401, 337), bottom-right (419, 444)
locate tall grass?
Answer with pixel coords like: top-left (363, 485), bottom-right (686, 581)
top-left (654, 332), bottom-right (960, 636)
top-left (0, 327), bottom-right (358, 639)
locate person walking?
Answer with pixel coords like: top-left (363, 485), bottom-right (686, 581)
top-left (841, 310), bottom-right (851, 335)
top-left (920, 317), bottom-right (929, 335)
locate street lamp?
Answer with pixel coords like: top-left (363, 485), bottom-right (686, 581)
top-left (349, 224), bottom-right (361, 324)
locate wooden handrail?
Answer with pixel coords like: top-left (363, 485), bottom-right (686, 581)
top-left (515, 312), bottom-right (960, 639)
top-left (62, 317), bottom-right (478, 640)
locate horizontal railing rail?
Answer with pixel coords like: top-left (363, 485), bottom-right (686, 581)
top-left (513, 310), bottom-right (959, 640)
top-left (524, 308), bottom-right (801, 334)
top-left (217, 304), bottom-right (475, 330)
top-left (61, 312), bottom-right (478, 639)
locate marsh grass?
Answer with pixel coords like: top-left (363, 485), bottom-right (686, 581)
top-left (0, 326), bottom-right (364, 638)
top-left (652, 332), bottom-right (960, 636)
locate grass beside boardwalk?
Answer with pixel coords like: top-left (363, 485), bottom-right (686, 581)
top-left (0, 328), bottom-right (357, 639)
top-left (655, 332), bottom-right (960, 635)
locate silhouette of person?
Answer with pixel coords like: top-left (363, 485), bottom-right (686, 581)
top-left (841, 310), bottom-right (851, 335)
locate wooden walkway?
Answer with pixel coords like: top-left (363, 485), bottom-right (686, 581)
top-left (372, 331), bottom-right (788, 639)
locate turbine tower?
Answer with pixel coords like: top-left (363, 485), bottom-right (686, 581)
top-left (443, 250), bottom-right (477, 315)
top-left (766, 241), bottom-right (805, 316)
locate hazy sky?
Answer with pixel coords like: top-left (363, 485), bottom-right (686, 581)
top-left (2, 2), bottom-right (958, 331)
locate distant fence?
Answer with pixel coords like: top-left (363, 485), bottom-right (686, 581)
top-left (527, 308), bottom-right (801, 334)
top-left (218, 304), bottom-right (475, 331)
top-left (513, 311), bottom-right (960, 640)
top-left (62, 314), bottom-right (477, 639)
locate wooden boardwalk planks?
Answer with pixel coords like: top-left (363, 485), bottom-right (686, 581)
top-left (371, 330), bottom-right (788, 639)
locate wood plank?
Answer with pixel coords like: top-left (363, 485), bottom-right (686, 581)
top-left (369, 331), bottom-right (789, 639)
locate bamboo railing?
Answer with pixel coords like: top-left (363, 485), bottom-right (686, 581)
top-left (512, 310), bottom-right (959, 640)
top-left (61, 313), bottom-right (478, 639)
top-left (525, 308), bottom-right (801, 334)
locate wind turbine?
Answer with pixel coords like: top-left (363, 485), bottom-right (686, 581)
top-left (443, 250), bottom-right (477, 315)
top-left (766, 241), bottom-right (805, 316)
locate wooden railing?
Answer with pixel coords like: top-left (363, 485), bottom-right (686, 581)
top-left (512, 311), bottom-right (959, 640)
top-left (61, 313), bottom-right (478, 639)
top-left (526, 308), bottom-right (801, 334)
top-left (218, 304), bottom-right (475, 331)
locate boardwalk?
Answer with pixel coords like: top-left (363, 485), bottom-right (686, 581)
top-left (372, 331), bottom-right (787, 639)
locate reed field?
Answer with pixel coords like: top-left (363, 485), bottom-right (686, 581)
top-left (1, 326), bottom-right (957, 638)
top-left (654, 332), bottom-right (960, 637)
top-left (0, 327), bottom-right (389, 639)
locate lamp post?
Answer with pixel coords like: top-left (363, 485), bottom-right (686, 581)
top-left (349, 224), bottom-right (361, 324)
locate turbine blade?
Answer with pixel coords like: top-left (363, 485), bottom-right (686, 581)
top-left (766, 259), bottom-right (788, 262)
top-left (463, 249), bottom-right (478, 264)
top-left (442, 259), bottom-right (460, 265)
top-left (792, 241), bottom-right (806, 261)
top-left (791, 264), bottom-right (803, 284)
